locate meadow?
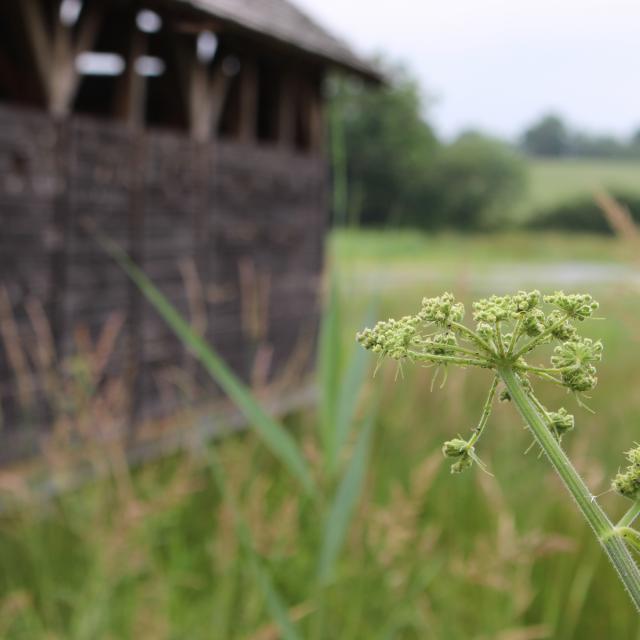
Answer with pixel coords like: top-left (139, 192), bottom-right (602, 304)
top-left (1, 230), bottom-right (640, 638)
top-left (517, 158), bottom-right (640, 223)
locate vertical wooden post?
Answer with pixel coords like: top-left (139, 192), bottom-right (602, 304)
top-left (18, 0), bottom-right (104, 116)
top-left (238, 57), bottom-right (258, 143)
top-left (17, 0), bottom-right (52, 107)
top-left (114, 30), bottom-right (148, 128)
top-left (174, 34), bottom-right (231, 143)
top-left (189, 60), bottom-right (211, 142)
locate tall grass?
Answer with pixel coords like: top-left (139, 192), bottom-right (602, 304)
top-left (1, 232), bottom-right (640, 637)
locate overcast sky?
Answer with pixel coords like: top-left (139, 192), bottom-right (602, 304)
top-left (296, 0), bottom-right (640, 141)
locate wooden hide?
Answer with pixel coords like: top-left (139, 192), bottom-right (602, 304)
top-left (0, 104), bottom-right (327, 462)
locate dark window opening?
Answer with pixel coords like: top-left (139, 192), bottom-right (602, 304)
top-left (218, 72), bottom-right (242, 139)
top-left (294, 90), bottom-right (311, 152)
top-left (0, 3), bottom-right (48, 107)
top-left (73, 7), bottom-right (131, 119)
top-left (256, 61), bottom-right (280, 143)
top-left (144, 33), bottom-right (188, 131)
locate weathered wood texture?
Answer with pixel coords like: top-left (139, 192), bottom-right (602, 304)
top-left (0, 104), bottom-right (326, 462)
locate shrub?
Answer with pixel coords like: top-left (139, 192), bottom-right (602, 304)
top-left (527, 191), bottom-right (640, 234)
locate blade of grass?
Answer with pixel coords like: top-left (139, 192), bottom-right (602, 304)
top-left (95, 229), bottom-right (315, 496)
top-left (329, 304), bottom-right (377, 477)
top-left (318, 278), bottom-right (342, 472)
top-left (316, 413), bottom-right (375, 586)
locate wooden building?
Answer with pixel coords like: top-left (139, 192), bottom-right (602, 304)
top-left (0, 0), bottom-right (378, 462)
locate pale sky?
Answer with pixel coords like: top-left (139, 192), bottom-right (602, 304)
top-left (296, 0), bottom-right (640, 141)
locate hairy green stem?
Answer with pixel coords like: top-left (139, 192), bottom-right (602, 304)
top-left (499, 365), bottom-right (640, 611)
top-left (407, 350), bottom-right (488, 368)
top-left (468, 376), bottom-right (499, 447)
top-left (619, 502), bottom-right (640, 529)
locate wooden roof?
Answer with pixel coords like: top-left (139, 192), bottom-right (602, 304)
top-left (175, 0), bottom-right (380, 80)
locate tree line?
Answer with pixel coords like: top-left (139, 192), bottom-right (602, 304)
top-left (329, 61), bottom-right (640, 232)
top-left (521, 114), bottom-right (640, 159)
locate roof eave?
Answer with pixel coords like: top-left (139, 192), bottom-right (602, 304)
top-left (173, 0), bottom-right (383, 83)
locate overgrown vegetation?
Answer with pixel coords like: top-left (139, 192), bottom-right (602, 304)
top-left (1, 233), bottom-right (640, 637)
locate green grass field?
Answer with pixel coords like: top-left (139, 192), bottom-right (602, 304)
top-left (518, 159), bottom-right (640, 222)
top-left (2, 231), bottom-right (640, 639)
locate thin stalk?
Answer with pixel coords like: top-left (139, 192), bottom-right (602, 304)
top-left (450, 321), bottom-right (495, 356)
top-left (468, 376), bottom-right (499, 447)
top-left (495, 323), bottom-right (506, 358)
top-left (618, 501), bottom-right (640, 529)
top-left (506, 316), bottom-right (523, 356)
top-left (499, 365), bottom-right (640, 611)
top-left (511, 313), bottom-right (569, 360)
top-left (407, 350), bottom-right (489, 368)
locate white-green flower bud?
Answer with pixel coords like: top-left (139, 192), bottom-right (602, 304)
top-left (613, 446), bottom-right (640, 500)
top-left (544, 291), bottom-right (599, 321)
top-left (450, 456), bottom-right (474, 474)
top-left (442, 438), bottom-right (469, 458)
top-left (548, 407), bottom-right (574, 439)
top-left (420, 292), bottom-right (465, 327)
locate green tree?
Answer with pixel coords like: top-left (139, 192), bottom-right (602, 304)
top-left (521, 113), bottom-right (570, 157)
top-left (328, 63), bottom-right (439, 227)
top-left (424, 132), bottom-right (527, 230)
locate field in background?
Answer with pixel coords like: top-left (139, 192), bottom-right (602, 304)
top-left (2, 230), bottom-right (640, 638)
top-left (518, 158), bottom-right (640, 223)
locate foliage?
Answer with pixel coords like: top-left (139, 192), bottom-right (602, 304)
top-left (328, 64), bottom-right (438, 227)
top-left (421, 132), bottom-right (527, 230)
top-left (521, 114), bottom-right (571, 157)
top-left (329, 66), bottom-right (526, 231)
top-left (358, 289), bottom-right (640, 610)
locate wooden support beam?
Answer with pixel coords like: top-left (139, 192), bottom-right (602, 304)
top-left (16, 0), bottom-right (52, 105)
top-left (18, 0), bottom-right (104, 116)
top-left (238, 57), bottom-right (257, 143)
top-left (114, 30), bottom-right (148, 129)
top-left (174, 35), bottom-right (231, 142)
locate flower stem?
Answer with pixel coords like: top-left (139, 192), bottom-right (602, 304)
top-left (468, 376), bottom-right (499, 447)
top-left (498, 365), bottom-right (640, 611)
top-left (618, 501), bottom-right (640, 529)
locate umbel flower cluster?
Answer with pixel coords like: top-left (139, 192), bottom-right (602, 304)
top-left (613, 446), bottom-right (640, 500)
top-left (357, 291), bottom-right (602, 473)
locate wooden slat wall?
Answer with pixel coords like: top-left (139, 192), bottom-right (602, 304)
top-left (0, 104), bottom-right (326, 460)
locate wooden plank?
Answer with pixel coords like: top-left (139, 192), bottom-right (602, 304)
top-left (113, 31), bottom-right (148, 128)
